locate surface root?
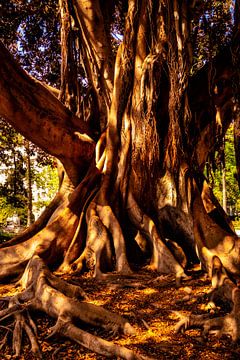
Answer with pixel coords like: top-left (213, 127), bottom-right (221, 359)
top-left (0, 255), bottom-right (142, 359)
top-left (175, 256), bottom-right (240, 342)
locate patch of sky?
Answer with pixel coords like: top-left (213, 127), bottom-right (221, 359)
top-left (111, 31), bottom-right (123, 43)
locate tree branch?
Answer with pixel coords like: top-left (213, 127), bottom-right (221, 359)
top-left (0, 42), bottom-right (95, 168)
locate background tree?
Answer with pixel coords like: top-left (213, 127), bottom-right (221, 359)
top-left (209, 125), bottom-right (240, 217)
top-left (0, 0), bottom-right (239, 358)
top-left (0, 118), bottom-right (58, 227)
top-left (0, 119), bottom-right (27, 225)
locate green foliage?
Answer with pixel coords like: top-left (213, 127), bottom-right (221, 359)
top-left (233, 220), bottom-right (240, 230)
top-left (0, 197), bottom-right (16, 226)
top-left (0, 118), bottom-right (27, 212)
top-left (34, 165), bottom-right (58, 195)
top-left (32, 164), bottom-right (58, 213)
top-left (0, 229), bottom-right (13, 243)
top-left (0, 117), bottom-right (58, 226)
top-left (211, 125), bottom-right (240, 215)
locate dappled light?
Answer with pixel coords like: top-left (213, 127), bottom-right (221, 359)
top-left (0, 0), bottom-right (239, 358)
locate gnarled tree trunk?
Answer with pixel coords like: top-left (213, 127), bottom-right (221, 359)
top-left (0, 0), bottom-right (239, 358)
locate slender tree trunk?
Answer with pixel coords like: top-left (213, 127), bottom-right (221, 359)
top-left (25, 140), bottom-right (34, 227)
top-left (13, 150), bottom-right (17, 208)
top-left (221, 137), bottom-right (227, 212)
top-left (222, 165), bottom-right (227, 213)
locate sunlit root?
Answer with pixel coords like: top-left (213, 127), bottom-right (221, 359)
top-left (0, 162), bottom-right (81, 251)
top-left (0, 199), bottom-right (80, 281)
top-left (0, 255), bottom-right (142, 359)
top-left (176, 256), bottom-right (240, 342)
top-left (175, 311), bottom-right (240, 342)
top-left (97, 203), bottom-right (132, 275)
top-left (12, 311), bottom-right (41, 358)
top-left (192, 185), bottom-right (240, 276)
top-left (71, 193), bottom-right (133, 277)
top-left (55, 168), bottom-right (101, 274)
top-left (0, 191), bottom-right (62, 249)
top-left (0, 169), bottom-right (103, 281)
top-left (70, 212), bottom-right (112, 279)
top-left (127, 192), bottom-right (186, 284)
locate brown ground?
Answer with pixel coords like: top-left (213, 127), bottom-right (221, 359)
top-left (0, 266), bottom-right (239, 360)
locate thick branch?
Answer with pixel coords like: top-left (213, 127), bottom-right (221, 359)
top-left (0, 42), bottom-right (95, 168)
top-left (73, 0), bottom-right (114, 102)
top-left (190, 49), bottom-right (234, 168)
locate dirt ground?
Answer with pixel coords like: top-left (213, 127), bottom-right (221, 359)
top-left (0, 266), bottom-right (239, 360)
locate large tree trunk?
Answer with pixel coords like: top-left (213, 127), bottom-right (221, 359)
top-left (0, 0), bottom-right (239, 358)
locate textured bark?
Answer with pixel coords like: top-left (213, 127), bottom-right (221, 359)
top-left (0, 0), bottom-right (239, 357)
top-left (0, 256), bottom-right (145, 359)
top-left (0, 41), bottom-right (95, 184)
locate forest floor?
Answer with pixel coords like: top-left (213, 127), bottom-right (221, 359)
top-left (0, 265), bottom-right (239, 360)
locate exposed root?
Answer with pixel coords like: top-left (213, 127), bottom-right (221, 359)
top-left (127, 192), bottom-right (186, 284)
top-left (70, 190), bottom-right (133, 278)
top-left (70, 211), bottom-right (112, 278)
top-left (56, 189), bottom-right (99, 275)
top-left (12, 310), bottom-right (41, 358)
top-left (0, 191), bottom-right (62, 249)
top-left (0, 255), bottom-right (142, 359)
top-left (97, 203), bottom-right (132, 274)
top-left (0, 164), bottom-right (80, 251)
top-left (49, 318), bottom-right (144, 359)
top-left (176, 310), bottom-right (240, 342)
top-left (176, 256), bottom-right (240, 342)
top-left (0, 198), bottom-right (80, 280)
top-left (0, 168), bottom-right (102, 281)
top-left (192, 184), bottom-right (240, 276)
top-left (55, 166), bottom-right (101, 274)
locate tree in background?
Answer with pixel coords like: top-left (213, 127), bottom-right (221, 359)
top-left (0, 0), bottom-right (239, 358)
top-left (0, 119), bottom-right (27, 225)
top-left (210, 125), bottom-right (240, 217)
top-left (0, 118), bottom-right (58, 227)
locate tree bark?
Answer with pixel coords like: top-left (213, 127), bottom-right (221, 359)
top-left (0, 41), bottom-right (95, 185)
top-left (0, 0), bottom-right (239, 357)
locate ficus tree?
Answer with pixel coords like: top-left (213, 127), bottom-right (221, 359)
top-left (0, 0), bottom-right (239, 358)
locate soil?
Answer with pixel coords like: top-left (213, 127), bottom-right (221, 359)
top-left (0, 265), bottom-right (239, 360)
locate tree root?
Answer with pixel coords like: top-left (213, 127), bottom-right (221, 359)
top-left (0, 255), bottom-right (145, 359)
top-left (0, 169), bottom-right (102, 281)
top-left (175, 256), bottom-right (240, 342)
top-left (69, 193), bottom-right (132, 278)
top-left (0, 191), bottom-right (62, 249)
top-left (176, 311), bottom-right (240, 342)
top-left (12, 310), bottom-right (41, 357)
top-left (192, 184), bottom-right (240, 276)
top-left (70, 211), bottom-right (112, 278)
top-left (127, 192), bottom-right (186, 285)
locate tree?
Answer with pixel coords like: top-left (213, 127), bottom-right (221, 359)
top-left (0, 0), bottom-right (239, 358)
top-left (210, 125), bottom-right (240, 216)
top-left (0, 118), bottom-right (58, 227)
top-left (0, 118), bottom-right (27, 225)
